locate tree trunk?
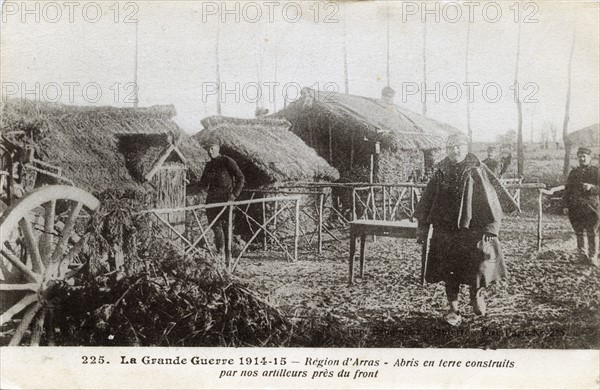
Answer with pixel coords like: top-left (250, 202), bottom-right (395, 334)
top-left (422, 22), bottom-right (427, 116)
top-left (465, 21), bottom-right (472, 152)
top-left (563, 29), bottom-right (576, 178)
top-left (515, 22), bottom-right (524, 177)
top-left (215, 25), bottom-right (222, 115)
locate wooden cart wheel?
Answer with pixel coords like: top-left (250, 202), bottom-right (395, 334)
top-left (0, 185), bottom-right (100, 346)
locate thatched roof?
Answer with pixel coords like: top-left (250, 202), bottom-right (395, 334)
top-left (0, 99), bottom-right (208, 193)
top-left (194, 115), bottom-right (339, 186)
top-left (567, 123), bottom-right (599, 147)
top-left (277, 88), bottom-right (462, 151)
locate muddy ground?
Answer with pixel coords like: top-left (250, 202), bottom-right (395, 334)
top-left (235, 213), bottom-right (600, 348)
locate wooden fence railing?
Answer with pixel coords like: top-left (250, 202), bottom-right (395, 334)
top-left (141, 195), bottom-right (301, 272)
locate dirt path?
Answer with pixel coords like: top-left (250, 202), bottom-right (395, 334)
top-left (235, 214), bottom-right (600, 348)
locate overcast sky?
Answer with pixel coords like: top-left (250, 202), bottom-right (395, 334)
top-left (1, 1), bottom-right (599, 141)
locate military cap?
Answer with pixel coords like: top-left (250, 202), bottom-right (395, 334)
top-left (577, 147), bottom-right (592, 156)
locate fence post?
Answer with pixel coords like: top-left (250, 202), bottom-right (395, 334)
top-left (226, 204), bottom-right (233, 270)
top-left (382, 186), bottom-right (387, 221)
top-left (318, 192), bottom-right (324, 254)
top-left (537, 190), bottom-right (543, 251)
top-left (262, 200), bottom-right (267, 250)
top-left (273, 200), bottom-right (278, 232)
top-left (410, 186), bottom-right (415, 215)
top-left (371, 186), bottom-right (376, 220)
top-left (294, 198), bottom-right (300, 261)
top-left (352, 187), bottom-right (357, 221)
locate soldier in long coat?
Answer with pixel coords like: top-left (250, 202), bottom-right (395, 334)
top-left (563, 147), bottom-right (599, 266)
top-left (415, 134), bottom-right (519, 326)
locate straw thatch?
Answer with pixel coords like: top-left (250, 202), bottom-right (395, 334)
top-left (0, 99), bottom-right (208, 194)
top-left (567, 123), bottom-right (599, 147)
top-left (276, 88), bottom-right (462, 182)
top-left (194, 115), bottom-right (339, 188)
top-left (279, 88), bottom-right (461, 150)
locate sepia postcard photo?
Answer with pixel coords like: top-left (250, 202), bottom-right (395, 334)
top-left (0, 1), bottom-right (599, 389)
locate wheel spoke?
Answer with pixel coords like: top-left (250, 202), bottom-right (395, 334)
top-left (1, 249), bottom-right (41, 283)
top-left (0, 293), bottom-right (37, 326)
top-left (30, 310), bottom-right (45, 346)
top-left (8, 302), bottom-right (41, 346)
top-left (50, 202), bottom-right (82, 265)
top-left (18, 218), bottom-right (44, 275)
top-left (39, 200), bottom-right (56, 266)
top-left (0, 283), bottom-right (38, 291)
top-left (57, 237), bottom-right (87, 278)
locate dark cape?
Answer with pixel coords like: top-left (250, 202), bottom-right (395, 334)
top-left (414, 154), bottom-right (520, 286)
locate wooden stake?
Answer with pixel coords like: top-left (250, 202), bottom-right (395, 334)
top-left (262, 200), bottom-right (267, 250)
top-left (294, 199), bottom-right (300, 261)
top-left (352, 187), bottom-right (357, 221)
top-left (328, 122), bottom-right (333, 163)
top-left (382, 186), bottom-right (387, 221)
top-left (226, 205), bottom-right (233, 270)
top-left (318, 192), bottom-right (324, 254)
top-left (537, 190), bottom-right (543, 251)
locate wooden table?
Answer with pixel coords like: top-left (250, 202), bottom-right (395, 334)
top-left (348, 219), bottom-right (418, 285)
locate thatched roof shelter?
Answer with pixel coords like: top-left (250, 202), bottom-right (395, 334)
top-left (567, 123), bottom-right (599, 148)
top-left (276, 88), bottom-right (462, 182)
top-left (278, 88), bottom-right (461, 150)
top-left (193, 115), bottom-right (339, 188)
top-left (0, 99), bottom-right (208, 195)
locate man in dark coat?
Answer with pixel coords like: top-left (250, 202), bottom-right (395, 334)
top-left (199, 142), bottom-right (245, 259)
top-left (563, 147), bottom-right (599, 266)
top-left (482, 146), bottom-right (501, 177)
top-left (415, 134), bottom-right (519, 326)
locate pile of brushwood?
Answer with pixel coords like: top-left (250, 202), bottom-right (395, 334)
top-left (48, 191), bottom-right (296, 346)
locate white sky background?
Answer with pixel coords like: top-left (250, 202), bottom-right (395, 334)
top-left (1, 0), bottom-right (599, 141)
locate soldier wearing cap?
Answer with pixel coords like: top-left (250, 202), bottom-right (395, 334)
top-left (199, 142), bottom-right (245, 260)
top-left (482, 146), bottom-right (501, 177)
top-left (563, 147), bottom-right (599, 266)
top-left (415, 134), bottom-right (519, 326)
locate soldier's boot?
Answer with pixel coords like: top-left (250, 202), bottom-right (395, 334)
top-left (470, 287), bottom-right (487, 316)
top-left (576, 233), bottom-right (588, 261)
top-left (587, 232), bottom-right (599, 267)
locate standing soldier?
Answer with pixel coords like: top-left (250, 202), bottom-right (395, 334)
top-left (563, 147), bottom-right (599, 266)
top-left (482, 146), bottom-right (501, 177)
top-left (415, 134), bottom-right (519, 326)
top-left (199, 142), bottom-right (245, 261)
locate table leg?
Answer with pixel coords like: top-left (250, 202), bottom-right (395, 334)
top-left (348, 234), bottom-right (356, 285)
top-left (359, 234), bottom-right (366, 278)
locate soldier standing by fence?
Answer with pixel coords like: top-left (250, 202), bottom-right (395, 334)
top-left (563, 147), bottom-right (599, 267)
top-left (199, 142), bottom-right (245, 261)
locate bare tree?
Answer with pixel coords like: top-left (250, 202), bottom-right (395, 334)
top-left (514, 22), bottom-right (524, 176)
top-left (215, 24), bottom-right (222, 115)
top-left (465, 21), bottom-right (472, 152)
top-left (422, 21), bottom-right (427, 116)
top-left (563, 29), bottom-right (576, 178)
